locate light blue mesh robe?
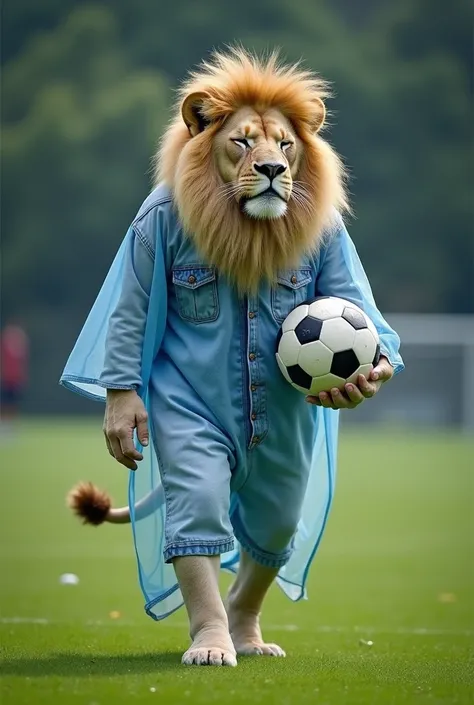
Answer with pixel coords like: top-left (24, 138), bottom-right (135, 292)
top-left (61, 184), bottom-right (403, 620)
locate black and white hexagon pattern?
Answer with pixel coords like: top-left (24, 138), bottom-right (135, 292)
top-left (276, 296), bottom-right (380, 394)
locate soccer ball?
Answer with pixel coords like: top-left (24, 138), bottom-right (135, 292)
top-left (276, 296), bottom-right (380, 395)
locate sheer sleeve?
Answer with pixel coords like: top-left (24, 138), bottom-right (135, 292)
top-left (316, 221), bottom-right (404, 374)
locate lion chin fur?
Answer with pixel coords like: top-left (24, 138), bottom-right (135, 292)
top-left (67, 482), bottom-right (112, 526)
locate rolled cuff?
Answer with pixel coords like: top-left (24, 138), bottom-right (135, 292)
top-left (163, 538), bottom-right (235, 563)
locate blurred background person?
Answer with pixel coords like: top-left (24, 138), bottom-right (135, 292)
top-left (0, 322), bottom-right (29, 432)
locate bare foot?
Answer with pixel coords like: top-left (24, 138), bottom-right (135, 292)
top-left (226, 602), bottom-right (286, 657)
top-left (182, 621), bottom-right (237, 666)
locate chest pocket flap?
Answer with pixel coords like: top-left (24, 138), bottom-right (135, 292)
top-left (172, 267), bottom-right (216, 290)
top-left (276, 268), bottom-right (312, 290)
top-left (172, 266), bottom-right (219, 323)
top-left (272, 267), bottom-right (313, 324)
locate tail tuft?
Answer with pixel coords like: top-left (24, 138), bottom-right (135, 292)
top-left (67, 481), bottom-right (112, 525)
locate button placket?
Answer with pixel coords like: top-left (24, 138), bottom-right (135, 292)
top-left (246, 296), bottom-right (267, 448)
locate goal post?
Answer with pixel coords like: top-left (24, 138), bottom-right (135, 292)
top-left (342, 314), bottom-right (474, 432)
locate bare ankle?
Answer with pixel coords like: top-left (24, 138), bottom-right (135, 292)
top-left (227, 586), bottom-right (260, 615)
top-left (227, 600), bottom-right (257, 617)
top-left (190, 615), bottom-right (229, 640)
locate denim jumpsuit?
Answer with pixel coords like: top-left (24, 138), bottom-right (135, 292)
top-left (61, 184), bottom-right (403, 619)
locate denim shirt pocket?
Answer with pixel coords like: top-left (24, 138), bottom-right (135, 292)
top-left (271, 268), bottom-right (313, 324)
top-left (172, 266), bottom-right (219, 323)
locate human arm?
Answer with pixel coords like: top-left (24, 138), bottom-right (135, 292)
top-left (306, 218), bottom-right (403, 409)
top-left (101, 229), bottom-right (154, 468)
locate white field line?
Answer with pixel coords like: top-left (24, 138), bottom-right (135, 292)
top-left (1, 617), bottom-right (473, 637)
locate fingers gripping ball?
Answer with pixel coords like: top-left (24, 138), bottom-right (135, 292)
top-left (276, 296), bottom-right (380, 395)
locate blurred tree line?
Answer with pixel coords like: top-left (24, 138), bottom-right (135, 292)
top-left (1, 0), bottom-right (472, 412)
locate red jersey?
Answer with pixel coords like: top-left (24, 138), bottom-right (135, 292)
top-left (0, 325), bottom-right (29, 388)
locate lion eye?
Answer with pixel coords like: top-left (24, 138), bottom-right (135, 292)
top-left (280, 141), bottom-right (293, 152)
top-left (232, 138), bottom-right (250, 150)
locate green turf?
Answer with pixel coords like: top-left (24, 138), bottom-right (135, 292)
top-left (1, 420), bottom-right (473, 704)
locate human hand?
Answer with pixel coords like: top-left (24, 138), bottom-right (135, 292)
top-left (103, 389), bottom-right (149, 470)
top-left (305, 356), bottom-right (394, 410)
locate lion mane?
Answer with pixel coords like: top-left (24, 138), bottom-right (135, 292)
top-left (156, 48), bottom-right (348, 293)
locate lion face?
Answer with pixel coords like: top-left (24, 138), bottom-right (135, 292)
top-left (213, 107), bottom-right (302, 220)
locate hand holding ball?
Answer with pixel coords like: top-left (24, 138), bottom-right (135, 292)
top-left (276, 297), bottom-right (381, 401)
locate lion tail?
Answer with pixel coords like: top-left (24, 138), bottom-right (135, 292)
top-left (67, 481), bottom-right (131, 525)
top-left (67, 481), bottom-right (165, 526)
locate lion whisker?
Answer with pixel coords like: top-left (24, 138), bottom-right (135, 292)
top-left (214, 186), bottom-right (246, 206)
top-left (291, 183), bottom-right (311, 199)
top-left (292, 180), bottom-right (312, 189)
top-left (292, 184), bottom-right (312, 203)
top-left (215, 183), bottom-right (242, 195)
top-left (214, 183), bottom-right (245, 198)
top-left (290, 190), bottom-right (313, 217)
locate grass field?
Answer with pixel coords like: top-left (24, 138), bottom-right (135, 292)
top-left (0, 420), bottom-right (473, 704)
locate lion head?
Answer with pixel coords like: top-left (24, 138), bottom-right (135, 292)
top-left (156, 49), bottom-right (348, 292)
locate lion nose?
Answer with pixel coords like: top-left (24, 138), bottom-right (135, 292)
top-left (254, 162), bottom-right (287, 181)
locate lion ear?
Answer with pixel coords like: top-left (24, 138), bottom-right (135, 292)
top-left (182, 92), bottom-right (212, 137)
top-left (309, 98), bottom-right (326, 133)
